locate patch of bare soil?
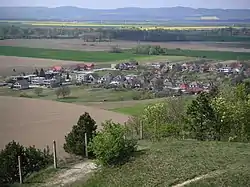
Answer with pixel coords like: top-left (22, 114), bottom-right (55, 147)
top-left (0, 96), bottom-right (129, 158)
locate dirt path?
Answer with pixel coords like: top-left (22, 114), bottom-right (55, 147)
top-left (44, 161), bottom-right (97, 187)
top-left (172, 170), bottom-right (224, 187)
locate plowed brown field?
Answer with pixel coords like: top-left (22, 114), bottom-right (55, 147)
top-left (0, 39), bottom-right (250, 52)
top-left (0, 96), bottom-right (129, 158)
top-left (0, 56), bottom-right (85, 76)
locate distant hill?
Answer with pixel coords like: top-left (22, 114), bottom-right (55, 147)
top-left (0, 6), bottom-right (250, 22)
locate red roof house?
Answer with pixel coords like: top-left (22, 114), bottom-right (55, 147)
top-left (52, 66), bottom-right (62, 72)
top-left (179, 83), bottom-right (189, 90)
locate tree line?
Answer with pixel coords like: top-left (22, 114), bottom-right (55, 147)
top-left (1, 25), bottom-right (250, 42)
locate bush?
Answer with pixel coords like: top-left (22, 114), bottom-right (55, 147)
top-left (109, 45), bottom-right (122, 53)
top-left (63, 112), bottom-right (97, 157)
top-left (0, 141), bottom-right (52, 184)
top-left (89, 121), bottom-right (137, 166)
top-left (140, 99), bottom-right (185, 141)
top-left (125, 116), bottom-right (141, 139)
top-left (132, 91), bottom-right (154, 100)
top-left (55, 86), bottom-right (71, 98)
top-left (19, 92), bottom-right (32, 98)
top-left (34, 87), bottom-right (43, 96)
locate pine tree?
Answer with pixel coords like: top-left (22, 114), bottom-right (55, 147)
top-left (63, 112), bottom-right (97, 157)
top-left (39, 68), bottom-right (46, 77)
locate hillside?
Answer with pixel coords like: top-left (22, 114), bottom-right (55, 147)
top-left (1, 6), bottom-right (250, 21)
top-left (79, 140), bottom-right (250, 187)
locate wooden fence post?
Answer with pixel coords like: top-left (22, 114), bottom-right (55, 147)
top-left (18, 156), bottom-right (23, 184)
top-left (140, 122), bottom-right (143, 140)
top-left (84, 133), bottom-right (88, 158)
top-left (53, 140), bottom-right (57, 169)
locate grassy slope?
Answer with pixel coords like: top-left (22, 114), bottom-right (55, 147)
top-left (111, 104), bottom-right (147, 115)
top-left (0, 46), bottom-right (147, 62)
top-left (0, 86), bottom-right (140, 103)
top-left (79, 140), bottom-right (250, 187)
top-left (112, 96), bottom-right (194, 116)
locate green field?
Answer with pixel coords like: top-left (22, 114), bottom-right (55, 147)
top-left (78, 140), bottom-right (250, 187)
top-left (0, 46), bottom-right (147, 62)
top-left (0, 86), bottom-right (141, 103)
top-left (164, 48), bottom-right (250, 60)
top-left (112, 104), bottom-right (147, 115)
top-left (1, 45), bottom-right (250, 61)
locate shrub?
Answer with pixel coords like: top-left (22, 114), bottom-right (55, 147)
top-left (89, 121), bottom-right (137, 166)
top-left (34, 87), bottom-right (43, 96)
top-left (55, 87), bottom-right (62, 98)
top-left (0, 141), bottom-right (52, 184)
top-left (61, 86), bottom-right (71, 98)
top-left (140, 98), bottom-right (185, 141)
top-left (63, 112), bottom-right (97, 157)
top-left (110, 45), bottom-right (122, 53)
top-left (55, 86), bottom-right (71, 98)
top-left (141, 102), bottom-right (169, 140)
top-left (19, 92), bottom-right (32, 98)
top-left (125, 116), bottom-right (142, 139)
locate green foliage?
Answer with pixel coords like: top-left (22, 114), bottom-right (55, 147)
top-left (132, 90), bottom-right (154, 100)
top-left (186, 83), bottom-right (250, 142)
top-left (34, 87), bottom-right (43, 96)
top-left (64, 112), bottom-right (97, 157)
top-left (19, 92), bottom-right (32, 98)
top-left (212, 84), bottom-right (250, 142)
top-left (89, 120), bottom-right (137, 166)
top-left (61, 86), bottom-right (71, 98)
top-left (133, 45), bottom-right (164, 55)
top-left (140, 98), bottom-right (185, 141)
top-left (55, 86), bottom-right (71, 98)
top-left (132, 44), bottom-right (250, 60)
top-left (186, 92), bottom-right (217, 141)
top-left (110, 45), bottom-right (122, 53)
top-left (0, 141), bottom-right (52, 184)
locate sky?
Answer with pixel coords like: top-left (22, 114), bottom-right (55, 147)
top-left (1, 0), bottom-right (250, 9)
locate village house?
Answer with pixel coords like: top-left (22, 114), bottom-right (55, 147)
top-left (52, 66), bottom-right (63, 72)
top-left (72, 63), bottom-right (95, 71)
top-left (116, 62), bottom-right (137, 70)
top-left (74, 71), bottom-right (97, 83)
top-left (98, 73), bottom-right (114, 84)
top-left (12, 79), bottom-right (29, 90)
top-left (217, 67), bottom-right (233, 74)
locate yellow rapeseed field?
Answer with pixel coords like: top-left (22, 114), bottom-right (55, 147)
top-left (1, 20), bottom-right (238, 30)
